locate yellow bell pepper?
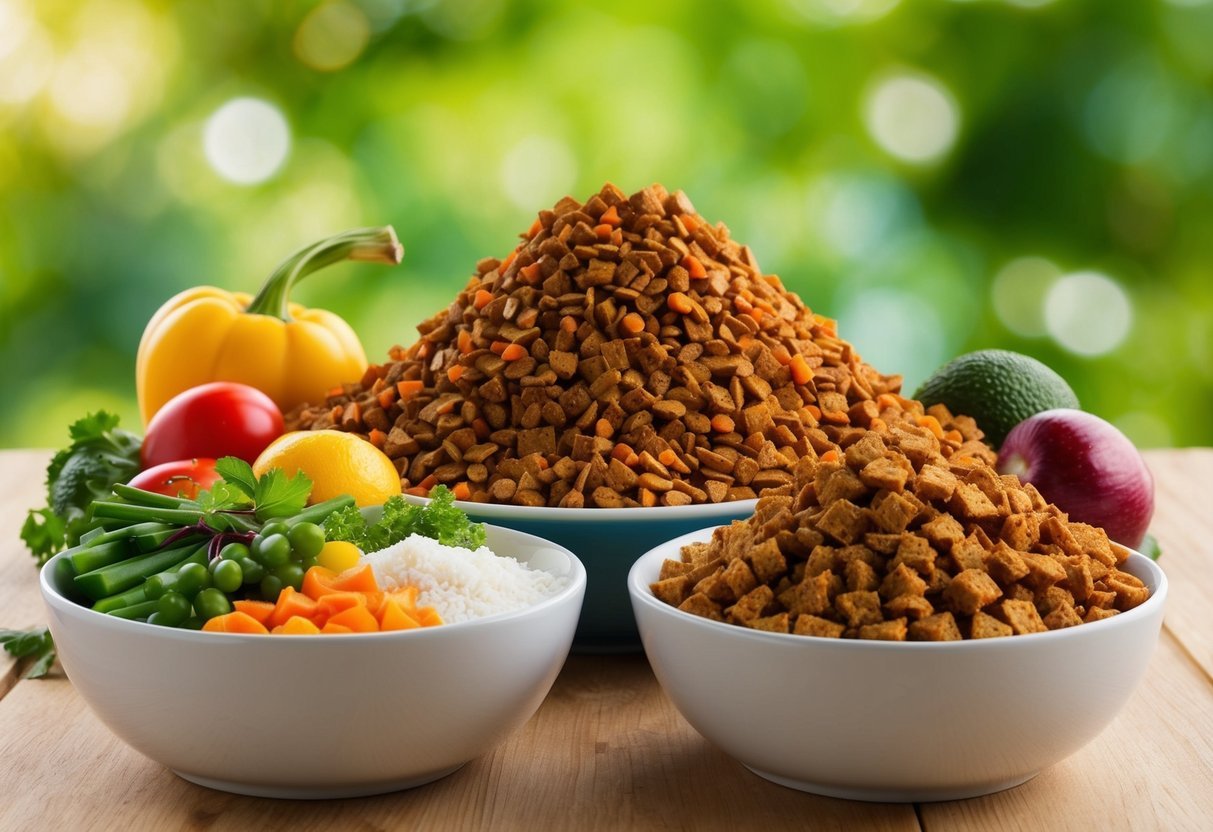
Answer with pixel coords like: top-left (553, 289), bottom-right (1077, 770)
top-left (136, 227), bottom-right (403, 425)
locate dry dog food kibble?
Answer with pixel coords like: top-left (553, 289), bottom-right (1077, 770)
top-left (650, 401), bottom-right (1151, 640)
top-left (289, 183), bottom-right (915, 507)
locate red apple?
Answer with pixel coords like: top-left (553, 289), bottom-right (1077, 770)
top-left (997, 409), bottom-right (1154, 549)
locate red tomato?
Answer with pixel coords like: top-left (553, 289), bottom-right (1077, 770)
top-left (141, 382), bottom-right (285, 468)
top-left (128, 459), bottom-right (222, 500)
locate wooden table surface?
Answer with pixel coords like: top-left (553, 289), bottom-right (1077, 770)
top-left (2, 448), bottom-right (1211, 830)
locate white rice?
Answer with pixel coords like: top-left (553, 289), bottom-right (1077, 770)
top-left (362, 534), bottom-right (568, 623)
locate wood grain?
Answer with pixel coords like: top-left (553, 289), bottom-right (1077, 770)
top-left (1, 449), bottom-right (1211, 830)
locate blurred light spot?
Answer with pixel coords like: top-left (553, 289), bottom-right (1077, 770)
top-left (294, 2), bottom-right (370, 72)
top-left (784, 0), bottom-right (900, 26)
top-left (1083, 55), bottom-right (1178, 164)
top-left (500, 135), bottom-right (576, 212)
top-left (0, 22), bottom-right (53, 105)
top-left (1112, 411), bottom-right (1173, 449)
top-left (1005, 0), bottom-right (1057, 8)
top-left (864, 73), bottom-right (960, 164)
top-left (361, 0), bottom-right (428, 32)
top-left (203, 98), bottom-right (291, 185)
top-left (49, 45), bottom-right (132, 128)
top-left (837, 288), bottom-right (946, 390)
top-left (422, 0), bottom-right (503, 40)
top-left (991, 256), bottom-right (1061, 337)
top-left (0, 0), bottom-right (34, 61)
top-left (1164, 0), bottom-right (1212, 6)
top-left (721, 39), bottom-right (808, 138)
top-left (805, 171), bottom-right (921, 261)
top-left (1044, 271), bottom-right (1133, 356)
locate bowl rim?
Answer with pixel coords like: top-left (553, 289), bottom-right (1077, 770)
top-left (628, 525), bottom-right (1168, 651)
top-left (401, 493), bottom-right (759, 522)
top-left (42, 522), bottom-right (587, 643)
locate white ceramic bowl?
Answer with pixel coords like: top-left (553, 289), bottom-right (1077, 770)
top-left (403, 495), bottom-right (758, 651)
top-left (629, 526), bottom-right (1167, 803)
top-left (41, 524), bottom-right (586, 799)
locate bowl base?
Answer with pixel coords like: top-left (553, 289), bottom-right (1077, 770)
top-left (172, 763), bottom-right (466, 799)
top-left (742, 764), bottom-right (1040, 803)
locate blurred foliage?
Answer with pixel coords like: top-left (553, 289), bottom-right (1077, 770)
top-left (1, 0), bottom-right (1211, 449)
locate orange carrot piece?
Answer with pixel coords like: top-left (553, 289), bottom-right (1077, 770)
top-left (270, 587), bottom-right (321, 629)
top-left (620, 312), bottom-right (645, 335)
top-left (330, 564), bottom-right (380, 594)
top-left (501, 343), bottom-right (528, 361)
top-left (390, 586), bottom-right (420, 608)
top-left (404, 486), bottom-right (428, 497)
top-left (770, 344), bottom-right (792, 366)
top-left (457, 330), bottom-right (473, 354)
top-left (377, 388), bottom-right (397, 409)
top-left (611, 228), bottom-right (623, 246)
top-left (369, 428), bottom-right (387, 448)
top-left (316, 591), bottom-right (365, 619)
top-left (917, 415), bottom-right (945, 439)
top-left (520, 263), bottom-right (542, 284)
top-left (594, 223), bottom-right (612, 240)
top-left (321, 622), bottom-right (354, 634)
top-left (447, 365), bottom-right (464, 383)
top-left (202, 611), bottom-right (269, 634)
top-left (327, 605), bottom-right (379, 633)
top-left (820, 449), bottom-right (840, 463)
top-left (595, 419), bottom-right (614, 438)
top-left (396, 380), bottom-right (423, 399)
top-left (378, 599), bottom-right (421, 631)
top-left (560, 315), bottom-right (578, 333)
top-left (710, 414), bottom-right (735, 434)
top-left (805, 404), bottom-right (822, 421)
top-left (413, 607), bottom-right (443, 627)
top-left (473, 289), bottom-right (493, 310)
top-left (870, 417), bottom-right (888, 433)
top-left (600, 204), bottom-right (621, 226)
top-left (326, 385), bottom-right (343, 399)
top-left (789, 354), bottom-right (812, 386)
top-left (490, 340), bottom-right (508, 355)
top-left (527, 217), bottom-right (543, 238)
top-left (611, 443), bottom-right (634, 462)
top-left (681, 255), bottom-right (707, 279)
top-left (500, 249), bottom-right (517, 272)
top-left (418, 473), bottom-right (439, 490)
top-left (451, 481), bottom-right (472, 500)
top-left (302, 565), bottom-right (339, 599)
top-left (681, 214), bottom-right (701, 234)
top-left (232, 600), bottom-right (275, 625)
top-left (667, 292), bottom-right (695, 314)
top-left (944, 429), bottom-right (963, 443)
top-left (639, 488), bottom-right (657, 508)
top-left (275, 616), bottom-right (321, 635)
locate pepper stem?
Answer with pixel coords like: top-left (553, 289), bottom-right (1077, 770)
top-left (245, 227), bottom-right (404, 320)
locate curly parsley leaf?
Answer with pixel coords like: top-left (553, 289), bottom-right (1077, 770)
top-left (324, 486), bottom-right (485, 553)
top-left (0, 628), bottom-right (56, 679)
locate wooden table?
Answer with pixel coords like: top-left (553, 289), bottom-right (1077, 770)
top-left (2, 449), bottom-right (1211, 830)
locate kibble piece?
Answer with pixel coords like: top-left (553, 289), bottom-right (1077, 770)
top-left (870, 491), bottom-right (919, 534)
top-left (949, 482), bottom-right (1000, 521)
top-left (879, 562), bottom-right (927, 600)
top-left (1043, 604), bottom-right (1083, 630)
top-left (1000, 599), bottom-right (1048, 635)
top-left (721, 558), bottom-right (758, 600)
top-left (920, 514), bottom-right (966, 552)
top-left (951, 533), bottom-right (988, 571)
top-left (858, 456), bottom-right (911, 493)
top-left (747, 612), bottom-right (791, 633)
top-left (678, 592), bottom-right (723, 621)
top-left (816, 499), bottom-right (868, 545)
top-left (943, 569), bottom-right (1002, 615)
top-left (970, 611), bottom-right (1013, 638)
top-left (845, 559), bottom-right (881, 592)
top-left (728, 585), bottom-right (774, 624)
top-left (909, 612), bottom-right (962, 641)
top-left (884, 594), bottom-right (934, 620)
top-left (985, 541), bottom-right (1030, 584)
top-left (650, 575), bottom-right (689, 607)
top-left (779, 570), bottom-right (834, 617)
top-left (891, 534), bottom-right (935, 577)
top-left (1021, 552), bottom-right (1067, 588)
top-left (748, 538), bottom-right (787, 583)
top-left (914, 464), bottom-right (958, 503)
top-left (858, 618), bottom-right (907, 641)
top-left (794, 614), bottom-right (846, 639)
top-left (835, 590), bottom-right (883, 628)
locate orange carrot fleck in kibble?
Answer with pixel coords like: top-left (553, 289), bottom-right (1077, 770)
top-left (877, 393), bottom-right (901, 410)
top-left (639, 488), bottom-right (657, 508)
top-left (456, 330), bottom-right (472, 355)
top-left (789, 353), bottom-right (813, 386)
top-left (600, 204), bottom-right (621, 226)
top-left (668, 292), bottom-right (695, 314)
top-left (820, 449), bottom-right (840, 463)
top-left (473, 289), bottom-right (493, 310)
top-left (681, 255), bottom-right (707, 279)
top-left (595, 418), bottom-right (614, 438)
top-left (500, 250), bottom-right (517, 272)
top-left (944, 429), bottom-right (963, 443)
top-left (611, 442), bottom-right (634, 462)
top-left (451, 481), bottom-right (471, 500)
top-left (329, 405), bottom-right (343, 421)
top-left (404, 486), bottom-right (429, 497)
top-left (917, 415), bottom-right (945, 439)
top-left (681, 214), bottom-right (700, 234)
top-left (594, 223), bottom-right (612, 241)
top-left (500, 343), bottom-right (528, 361)
top-left (369, 429), bottom-right (387, 448)
top-left (418, 474), bottom-right (439, 491)
top-left (327, 386), bottom-right (343, 399)
top-left (710, 414), bottom-right (735, 434)
top-left (527, 217), bottom-right (543, 238)
top-left (870, 418), bottom-right (887, 433)
top-left (520, 263), bottom-right (542, 284)
top-left (396, 380), bottom-right (423, 399)
top-left (805, 404), bottom-right (822, 421)
top-left (621, 313), bottom-right (645, 335)
top-left (416, 341), bottom-right (430, 359)
top-left (611, 228), bottom-right (623, 246)
top-left (490, 340), bottom-right (509, 355)
top-left (771, 345), bottom-right (792, 366)
top-left (447, 365), bottom-right (464, 383)
top-left (560, 315), bottom-right (578, 333)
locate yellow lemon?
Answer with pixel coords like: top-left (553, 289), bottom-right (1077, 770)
top-left (252, 430), bottom-right (401, 507)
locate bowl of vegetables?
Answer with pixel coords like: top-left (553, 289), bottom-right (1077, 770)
top-left (39, 461), bottom-right (586, 799)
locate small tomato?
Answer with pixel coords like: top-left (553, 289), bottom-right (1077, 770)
top-left (128, 459), bottom-right (222, 500)
top-left (142, 382), bottom-right (284, 468)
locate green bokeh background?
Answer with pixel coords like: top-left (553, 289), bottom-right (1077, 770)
top-left (1, 0), bottom-right (1210, 449)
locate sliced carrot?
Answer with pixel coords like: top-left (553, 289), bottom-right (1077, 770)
top-left (710, 414), bottom-right (735, 434)
top-left (501, 343), bottom-right (528, 361)
top-left (327, 605), bottom-right (379, 633)
top-left (527, 217), bottom-right (543, 238)
top-left (302, 565), bottom-right (339, 599)
top-left (681, 255), bottom-right (706, 279)
top-left (321, 622), bottom-right (354, 634)
top-left (500, 249), bottom-right (517, 272)
top-left (611, 442), bottom-right (634, 462)
top-left (404, 486), bottom-right (429, 497)
top-left (594, 223), bottom-right (612, 240)
top-left (377, 388), bottom-right (397, 409)
top-left (770, 344), bottom-right (792, 366)
top-left (316, 591), bottom-right (366, 618)
top-left (202, 611), bottom-right (269, 634)
top-left (789, 354), bottom-right (812, 386)
top-left (600, 204), bottom-right (621, 226)
top-left (820, 449), bottom-right (840, 463)
top-left (611, 228), bottom-right (623, 246)
top-left (397, 380), bottom-right (424, 399)
top-left (620, 312), bottom-right (645, 335)
top-left (233, 600), bottom-right (275, 626)
top-left (418, 473), bottom-right (439, 490)
top-left (275, 616), bottom-right (321, 635)
top-left (270, 587), bottom-right (321, 629)
top-left (457, 330), bottom-right (473, 354)
top-left (917, 415), bottom-right (945, 439)
top-left (413, 607), bottom-right (444, 627)
top-left (595, 419), bottom-right (614, 439)
top-left (639, 488), bottom-right (657, 508)
top-left (473, 289), bottom-right (493, 310)
top-left (490, 340), bottom-right (509, 355)
top-left (520, 263), bottom-right (542, 284)
top-left (447, 365), bottom-right (465, 383)
top-left (330, 564), bottom-right (380, 594)
top-left (378, 599), bottom-right (421, 631)
top-left (369, 428), bottom-right (387, 448)
top-left (944, 429), bottom-right (963, 443)
top-left (667, 292), bottom-right (694, 314)
top-left (870, 417), bottom-right (888, 433)
top-left (451, 481), bottom-right (472, 500)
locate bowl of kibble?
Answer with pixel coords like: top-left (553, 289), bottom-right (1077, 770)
top-left (629, 421), bottom-right (1167, 802)
top-left (290, 183), bottom-right (915, 650)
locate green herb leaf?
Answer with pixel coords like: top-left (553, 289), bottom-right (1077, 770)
top-left (214, 456), bottom-right (258, 499)
top-left (195, 481), bottom-right (250, 514)
top-left (253, 468), bottom-right (313, 521)
top-left (0, 628), bottom-right (56, 679)
top-left (321, 503), bottom-right (368, 545)
top-left (20, 509), bottom-right (66, 565)
top-left (325, 486), bottom-right (485, 553)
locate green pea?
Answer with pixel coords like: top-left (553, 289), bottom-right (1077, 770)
top-left (157, 591), bottom-right (191, 626)
top-left (272, 563), bottom-right (305, 592)
top-left (176, 562), bottom-right (212, 598)
top-left (219, 541), bottom-right (251, 562)
top-left (238, 557), bottom-right (265, 584)
top-left (255, 533), bottom-right (291, 568)
top-left (146, 611), bottom-right (168, 627)
top-left (260, 521), bottom-right (290, 539)
top-left (194, 588), bottom-right (232, 621)
top-left (211, 559), bottom-right (243, 593)
top-left (287, 522), bottom-right (325, 559)
top-left (259, 574), bottom-right (284, 602)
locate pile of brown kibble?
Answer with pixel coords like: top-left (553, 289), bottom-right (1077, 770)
top-left (651, 405), bottom-right (1151, 640)
top-left (289, 183), bottom-right (950, 508)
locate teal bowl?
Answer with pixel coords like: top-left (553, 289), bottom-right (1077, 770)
top-left (402, 496), bottom-right (758, 651)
